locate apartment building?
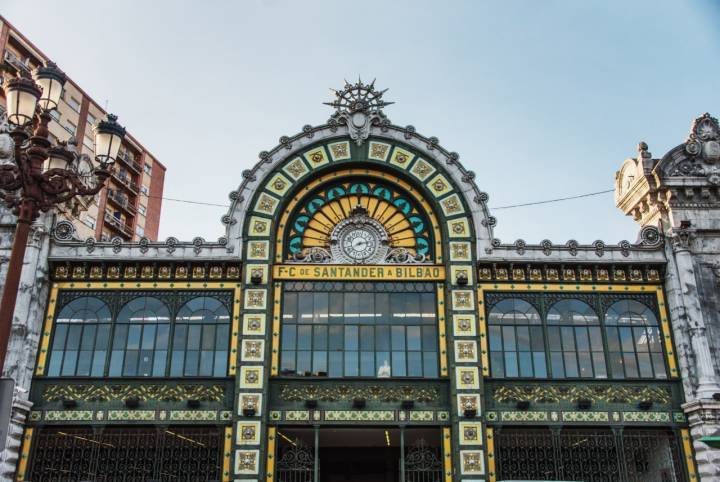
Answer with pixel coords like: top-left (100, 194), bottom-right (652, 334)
top-left (0, 15), bottom-right (165, 241)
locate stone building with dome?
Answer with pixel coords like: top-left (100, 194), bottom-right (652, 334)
top-left (1, 82), bottom-right (719, 481)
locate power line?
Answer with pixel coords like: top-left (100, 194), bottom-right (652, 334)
top-left (491, 189), bottom-right (614, 210)
top-left (138, 188), bottom-right (616, 211)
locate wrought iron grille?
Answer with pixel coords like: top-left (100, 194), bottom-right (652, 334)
top-left (276, 439), bottom-right (315, 482)
top-left (27, 426), bottom-right (224, 481)
top-left (495, 427), bottom-right (686, 482)
top-left (404, 439), bottom-right (442, 482)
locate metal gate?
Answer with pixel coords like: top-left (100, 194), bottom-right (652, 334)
top-left (404, 439), bottom-right (443, 482)
top-left (276, 439), bottom-right (316, 482)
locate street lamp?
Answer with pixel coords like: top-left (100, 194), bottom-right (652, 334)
top-left (0, 65), bottom-right (126, 374)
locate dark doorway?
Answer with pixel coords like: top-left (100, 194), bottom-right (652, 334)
top-left (275, 427), bottom-right (441, 482)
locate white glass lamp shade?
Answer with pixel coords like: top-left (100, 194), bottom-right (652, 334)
top-left (4, 75), bottom-right (41, 126)
top-left (34, 62), bottom-right (66, 111)
top-left (45, 146), bottom-right (74, 172)
top-left (93, 113), bottom-right (126, 165)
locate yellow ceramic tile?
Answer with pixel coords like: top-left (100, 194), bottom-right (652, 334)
top-left (266, 172), bottom-right (292, 196)
top-left (368, 141), bottom-right (391, 161)
top-left (427, 173), bottom-right (452, 197)
top-left (236, 421), bottom-right (261, 445)
top-left (452, 290), bottom-right (475, 311)
top-left (447, 218), bottom-right (471, 238)
top-left (451, 265), bottom-right (474, 286)
top-left (455, 367), bottom-right (480, 389)
top-left (449, 242), bottom-right (472, 261)
top-left (303, 147), bottom-right (329, 168)
top-left (244, 289), bottom-right (267, 310)
top-left (239, 366), bottom-right (264, 390)
top-left (454, 340), bottom-right (478, 363)
top-left (283, 157), bottom-right (310, 181)
top-left (241, 339), bottom-right (266, 362)
top-left (247, 241), bottom-right (270, 260)
top-left (458, 422), bottom-right (484, 446)
top-left (453, 314), bottom-right (477, 337)
top-left (242, 313), bottom-right (266, 336)
top-left (254, 192), bottom-right (280, 215)
top-left (390, 147), bottom-right (415, 169)
top-left (440, 193), bottom-right (465, 216)
top-left (328, 141), bottom-right (351, 161)
top-left (245, 264), bottom-right (269, 284)
top-left (248, 216), bottom-right (272, 237)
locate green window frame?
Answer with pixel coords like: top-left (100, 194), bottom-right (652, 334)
top-left (280, 282), bottom-right (438, 378)
top-left (47, 292), bottom-right (232, 378)
top-left (487, 295), bottom-right (668, 380)
top-left (47, 296), bottom-right (112, 377)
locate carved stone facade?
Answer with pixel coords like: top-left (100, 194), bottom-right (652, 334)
top-left (616, 113), bottom-right (720, 481)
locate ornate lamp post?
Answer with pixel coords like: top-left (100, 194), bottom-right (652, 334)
top-left (0, 64), bottom-right (126, 374)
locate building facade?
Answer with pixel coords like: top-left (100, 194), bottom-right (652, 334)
top-left (1, 82), bottom-right (719, 481)
top-left (0, 15), bottom-right (166, 241)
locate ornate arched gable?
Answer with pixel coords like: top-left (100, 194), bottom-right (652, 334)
top-left (223, 81), bottom-right (495, 260)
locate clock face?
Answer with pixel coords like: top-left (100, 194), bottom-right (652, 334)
top-left (340, 228), bottom-right (377, 261)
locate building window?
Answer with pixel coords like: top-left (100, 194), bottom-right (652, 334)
top-left (547, 300), bottom-right (606, 378)
top-left (86, 112), bottom-right (96, 125)
top-left (48, 291), bottom-right (232, 378)
top-left (140, 185), bottom-right (149, 195)
top-left (135, 225), bottom-right (145, 237)
top-left (63, 119), bottom-right (76, 135)
top-left (144, 162), bottom-right (152, 174)
top-left (138, 204), bottom-right (147, 216)
top-left (49, 109), bottom-right (60, 121)
top-left (280, 282), bottom-right (438, 378)
top-left (83, 215), bottom-right (96, 229)
top-left (82, 135), bottom-right (94, 151)
top-left (47, 296), bottom-right (112, 376)
top-left (109, 296), bottom-right (171, 377)
top-left (171, 297), bottom-right (230, 377)
top-left (68, 96), bottom-right (81, 112)
top-left (488, 299), bottom-right (545, 378)
top-left (486, 295), bottom-right (668, 380)
top-left (605, 300), bottom-right (666, 379)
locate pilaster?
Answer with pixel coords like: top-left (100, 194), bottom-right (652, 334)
top-left (684, 400), bottom-right (720, 482)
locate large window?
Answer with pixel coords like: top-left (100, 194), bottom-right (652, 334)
top-left (605, 300), bottom-right (666, 379)
top-left (48, 296), bottom-right (112, 377)
top-left (488, 299), bottom-right (546, 378)
top-left (487, 295), bottom-right (667, 380)
top-left (47, 292), bottom-right (232, 378)
top-left (280, 282), bottom-right (438, 378)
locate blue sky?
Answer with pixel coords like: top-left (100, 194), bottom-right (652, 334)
top-left (4, 0), bottom-right (719, 244)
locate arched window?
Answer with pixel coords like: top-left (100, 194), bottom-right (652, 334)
top-left (109, 297), bottom-right (171, 377)
top-left (605, 300), bottom-right (666, 379)
top-left (547, 300), bottom-right (606, 378)
top-left (488, 299), bottom-right (546, 378)
top-left (171, 297), bottom-right (230, 377)
top-left (48, 297), bottom-right (111, 376)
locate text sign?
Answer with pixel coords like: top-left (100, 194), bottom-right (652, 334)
top-left (273, 264), bottom-right (445, 281)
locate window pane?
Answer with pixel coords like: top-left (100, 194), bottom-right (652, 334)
top-left (360, 326), bottom-right (375, 350)
top-left (504, 352), bottom-right (518, 377)
top-left (313, 326), bottom-right (328, 350)
top-left (422, 326), bottom-right (436, 351)
top-left (344, 351), bottom-right (358, 376)
top-left (421, 294), bottom-right (435, 324)
top-left (281, 351), bottom-right (295, 373)
top-left (91, 351), bottom-right (106, 376)
top-left (156, 325), bottom-right (169, 350)
top-left (201, 325), bottom-right (216, 350)
top-left (313, 351), bottom-right (327, 373)
top-left (66, 325), bottom-right (82, 350)
top-left (329, 326), bottom-right (343, 350)
top-left (375, 293), bottom-right (390, 323)
top-left (329, 293), bottom-right (343, 323)
top-left (564, 352), bottom-right (579, 377)
top-left (561, 327), bottom-right (575, 350)
top-left (109, 351), bottom-right (124, 376)
top-left (575, 328), bottom-right (590, 351)
top-left (344, 326), bottom-right (358, 350)
top-left (516, 326), bottom-right (530, 351)
top-left (551, 352), bottom-right (565, 378)
top-left (297, 351), bottom-right (311, 374)
top-left (407, 326), bottom-right (421, 351)
top-left (61, 351), bottom-right (78, 375)
top-left (391, 326), bottom-right (405, 350)
top-left (313, 293), bottom-right (328, 324)
top-left (153, 351), bottom-right (167, 376)
top-left (392, 351), bottom-right (406, 376)
top-left (548, 327), bottom-right (561, 351)
top-left (184, 351), bottom-right (199, 376)
top-left (170, 351), bottom-right (184, 376)
top-left (298, 294), bottom-right (313, 323)
top-left (489, 326), bottom-right (502, 351)
top-left (533, 352), bottom-right (547, 377)
top-left (637, 353), bottom-right (653, 377)
top-left (491, 352), bottom-right (505, 378)
top-left (530, 327), bottom-right (544, 351)
top-left (623, 352), bottom-right (639, 377)
top-left (423, 352), bottom-right (438, 377)
top-left (408, 352), bottom-right (422, 377)
top-left (651, 352), bottom-right (667, 379)
top-left (142, 325), bottom-right (157, 350)
top-left (358, 293), bottom-right (374, 324)
top-left (502, 326), bottom-right (515, 351)
top-left (123, 350), bottom-right (138, 376)
top-left (634, 327), bottom-right (650, 353)
top-left (345, 293), bottom-right (360, 324)
top-left (283, 293), bottom-right (297, 323)
top-left (298, 326), bottom-right (312, 350)
top-left (578, 351), bottom-right (593, 377)
top-left (52, 325), bottom-right (68, 350)
top-left (360, 352), bottom-right (375, 376)
top-left (329, 352), bottom-right (343, 377)
top-left (519, 352), bottom-right (533, 377)
top-left (588, 327), bottom-right (603, 351)
top-left (376, 352), bottom-right (390, 376)
top-left (213, 351), bottom-right (227, 377)
top-left (187, 326), bottom-right (201, 350)
top-left (593, 352), bottom-right (607, 378)
top-left (80, 326), bottom-right (96, 350)
top-left (138, 350), bottom-right (154, 376)
top-left (76, 351), bottom-right (92, 376)
top-left (619, 327), bottom-right (634, 352)
top-left (609, 353), bottom-right (624, 378)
